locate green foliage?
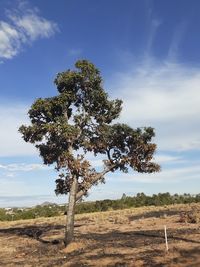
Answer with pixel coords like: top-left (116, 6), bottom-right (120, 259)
top-left (19, 59), bottom-right (160, 199)
top-left (75, 192), bottom-right (200, 213)
top-left (1, 193), bottom-right (199, 221)
top-left (0, 204), bottom-right (61, 221)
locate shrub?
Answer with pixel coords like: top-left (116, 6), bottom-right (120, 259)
top-left (179, 210), bottom-right (200, 223)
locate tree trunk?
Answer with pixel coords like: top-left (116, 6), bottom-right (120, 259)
top-left (64, 177), bottom-right (78, 246)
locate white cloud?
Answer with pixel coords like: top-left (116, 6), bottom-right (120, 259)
top-left (111, 60), bottom-right (200, 151)
top-left (6, 173), bottom-right (16, 178)
top-left (0, 163), bottom-right (50, 172)
top-left (0, 21), bottom-right (20, 59)
top-left (9, 13), bottom-right (58, 41)
top-left (0, 103), bottom-right (36, 157)
top-left (110, 162), bottom-right (200, 184)
top-left (0, 4), bottom-right (58, 60)
top-left (0, 165), bottom-right (56, 200)
top-left (154, 154), bottom-right (182, 164)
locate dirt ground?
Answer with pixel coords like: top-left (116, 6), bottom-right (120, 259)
top-left (0, 203), bottom-right (200, 266)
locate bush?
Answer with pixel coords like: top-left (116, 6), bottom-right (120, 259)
top-left (179, 210), bottom-right (200, 223)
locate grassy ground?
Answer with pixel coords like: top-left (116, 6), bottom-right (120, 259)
top-left (0, 203), bottom-right (200, 266)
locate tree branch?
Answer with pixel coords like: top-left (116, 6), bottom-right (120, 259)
top-left (76, 165), bottom-right (115, 201)
top-left (106, 148), bottom-right (112, 162)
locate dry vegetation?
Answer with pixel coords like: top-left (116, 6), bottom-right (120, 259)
top-left (0, 203), bottom-right (200, 266)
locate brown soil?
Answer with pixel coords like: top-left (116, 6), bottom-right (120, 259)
top-left (0, 203), bottom-right (200, 266)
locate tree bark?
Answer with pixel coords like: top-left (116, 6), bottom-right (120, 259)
top-left (64, 176), bottom-right (78, 246)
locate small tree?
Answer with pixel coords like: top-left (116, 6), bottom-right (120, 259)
top-left (19, 60), bottom-right (160, 245)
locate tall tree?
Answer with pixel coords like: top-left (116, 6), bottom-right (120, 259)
top-left (19, 60), bottom-right (160, 245)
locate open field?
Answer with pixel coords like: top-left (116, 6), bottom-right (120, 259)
top-left (0, 203), bottom-right (200, 266)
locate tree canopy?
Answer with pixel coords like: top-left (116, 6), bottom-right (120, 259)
top-left (19, 59), bottom-right (160, 244)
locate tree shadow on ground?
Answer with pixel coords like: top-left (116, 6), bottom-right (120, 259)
top-left (1, 222), bottom-right (199, 246)
top-left (80, 227), bottom-right (200, 247)
top-left (134, 228), bottom-right (200, 244)
top-left (61, 228), bottom-right (200, 266)
top-left (0, 223), bottom-right (200, 266)
top-left (128, 209), bottom-right (181, 221)
top-left (135, 246), bottom-right (200, 267)
top-left (0, 224), bottom-right (64, 244)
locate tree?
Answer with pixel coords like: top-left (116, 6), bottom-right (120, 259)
top-left (19, 60), bottom-right (160, 245)
top-left (121, 193), bottom-right (127, 200)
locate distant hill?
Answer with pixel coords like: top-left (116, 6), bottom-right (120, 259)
top-left (40, 201), bottom-right (58, 207)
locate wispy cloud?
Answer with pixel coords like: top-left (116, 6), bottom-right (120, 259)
top-left (144, 2), bottom-right (162, 58)
top-left (146, 18), bottom-right (161, 57)
top-left (110, 162), bottom-right (200, 184)
top-left (0, 2), bottom-right (58, 60)
top-left (154, 154), bottom-right (182, 164)
top-left (168, 21), bottom-right (187, 60)
top-left (0, 164), bottom-right (56, 200)
top-left (111, 59), bottom-right (200, 151)
top-left (0, 163), bottom-right (50, 172)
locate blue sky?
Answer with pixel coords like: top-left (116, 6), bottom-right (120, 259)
top-left (0, 0), bottom-right (200, 207)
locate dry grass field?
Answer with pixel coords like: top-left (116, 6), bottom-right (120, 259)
top-left (0, 203), bottom-right (200, 266)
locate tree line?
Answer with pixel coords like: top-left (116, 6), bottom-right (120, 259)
top-left (0, 192), bottom-right (199, 221)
